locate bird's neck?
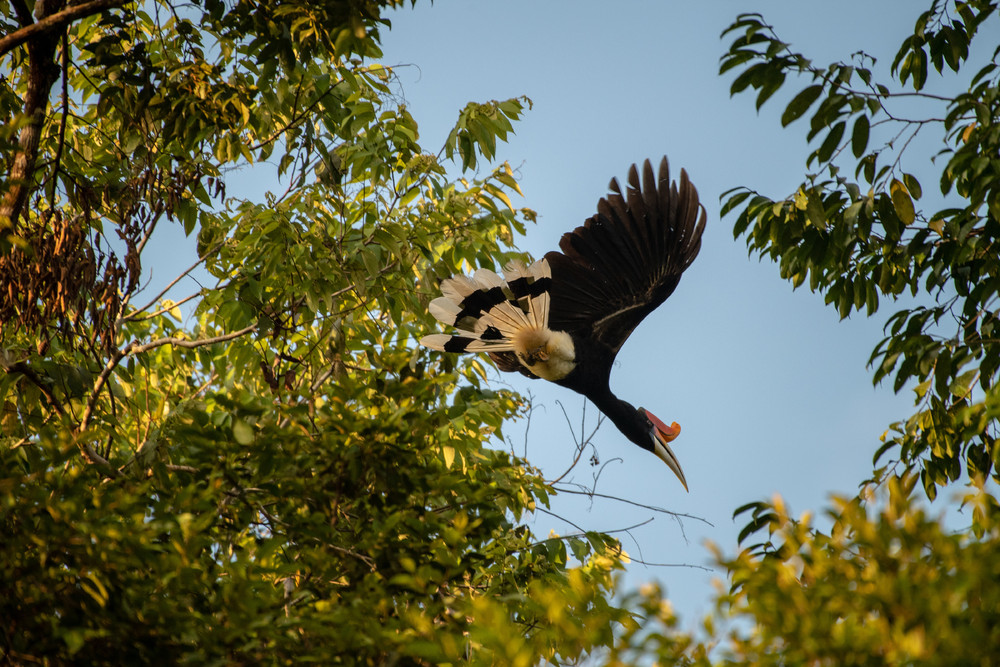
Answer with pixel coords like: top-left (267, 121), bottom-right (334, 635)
top-left (554, 336), bottom-right (647, 445)
top-left (586, 386), bottom-right (649, 450)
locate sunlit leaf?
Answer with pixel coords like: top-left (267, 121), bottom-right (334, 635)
top-left (890, 178), bottom-right (916, 225)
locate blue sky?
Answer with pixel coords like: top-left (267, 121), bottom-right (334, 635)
top-left (144, 0), bottom-right (969, 627)
top-left (373, 0), bottom-right (943, 625)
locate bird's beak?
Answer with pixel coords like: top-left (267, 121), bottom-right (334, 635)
top-left (650, 421), bottom-right (687, 492)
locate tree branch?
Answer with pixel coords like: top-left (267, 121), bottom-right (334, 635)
top-left (43, 29), bottom-right (70, 209)
top-left (1, 1), bottom-right (134, 225)
top-left (129, 325), bottom-right (258, 354)
top-left (0, 0), bottom-right (130, 59)
top-left (124, 241), bottom-right (224, 321)
top-left (4, 360), bottom-right (65, 417)
top-left (79, 324), bottom-right (258, 432)
top-left (551, 486), bottom-right (713, 527)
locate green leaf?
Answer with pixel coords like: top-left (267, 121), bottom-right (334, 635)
top-left (781, 85), bottom-right (823, 126)
top-left (737, 512), bottom-right (778, 545)
top-left (756, 69), bottom-right (786, 110)
top-left (950, 369), bottom-right (978, 398)
top-left (232, 419), bottom-right (254, 445)
top-left (815, 121), bottom-right (846, 164)
top-left (805, 190), bottom-right (827, 229)
top-left (720, 189), bottom-right (752, 218)
top-left (851, 115), bottom-right (870, 158)
top-left (902, 172), bottom-right (922, 200)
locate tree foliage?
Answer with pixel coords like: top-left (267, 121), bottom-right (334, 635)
top-left (721, 1), bottom-right (1000, 501)
top-left (0, 1), bottom-right (638, 663)
top-left (712, 480), bottom-right (1000, 665)
top-left (5, 0), bottom-right (1000, 663)
top-left (708, 2), bottom-right (1000, 664)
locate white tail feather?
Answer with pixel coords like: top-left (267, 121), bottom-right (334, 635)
top-left (483, 300), bottom-right (532, 337)
top-left (502, 260), bottom-right (529, 283)
top-left (530, 259), bottom-right (551, 280)
top-left (419, 334), bottom-right (515, 352)
top-left (473, 268), bottom-right (505, 290)
top-left (462, 339), bottom-right (515, 352)
top-left (530, 290), bottom-right (548, 330)
top-left (429, 297), bottom-right (462, 325)
top-left (422, 258), bottom-right (554, 356)
top-left (440, 274), bottom-right (478, 302)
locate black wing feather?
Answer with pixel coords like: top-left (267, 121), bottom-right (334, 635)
top-left (488, 350), bottom-right (539, 379)
top-left (544, 157), bottom-right (706, 356)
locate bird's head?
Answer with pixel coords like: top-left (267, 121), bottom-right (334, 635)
top-left (637, 408), bottom-right (687, 492)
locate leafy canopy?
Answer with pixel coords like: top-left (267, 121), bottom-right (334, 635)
top-left (721, 1), bottom-right (1000, 503)
top-left (4, 0), bottom-right (1000, 663)
top-left (702, 1), bottom-right (1000, 663)
top-left (0, 0), bottom-right (640, 663)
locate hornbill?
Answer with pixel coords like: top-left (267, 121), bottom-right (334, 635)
top-left (420, 157), bottom-right (706, 491)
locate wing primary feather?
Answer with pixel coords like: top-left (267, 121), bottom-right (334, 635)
top-left (643, 159), bottom-right (663, 263)
top-left (625, 163), bottom-right (654, 268)
top-left (544, 156), bottom-right (706, 354)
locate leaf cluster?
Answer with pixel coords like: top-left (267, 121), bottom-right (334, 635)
top-left (713, 479), bottom-right (1000, 665)
top-left (0, 1), bottom-right (643, 663)
top-left (704, 5), bottom-right (1000, 664)
top-left (720, 3), bottom-right (1000, 502)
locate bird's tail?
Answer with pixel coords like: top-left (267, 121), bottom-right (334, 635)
top-left (420, 259), bottom-right (552, 353)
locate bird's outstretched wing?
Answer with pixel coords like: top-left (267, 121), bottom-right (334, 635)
top-left (543, 157), bottom-right (706, 356)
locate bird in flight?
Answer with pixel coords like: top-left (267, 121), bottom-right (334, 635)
top-left (420, 157), bottom-right (705, 491)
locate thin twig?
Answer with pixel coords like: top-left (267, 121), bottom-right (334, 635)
top-left (551, 486), bottom-right (713, 527)
top-left (127, 291), bottom-right (200, 322)
top-left (129, 324), bottom-right (258, 354)
top-left (549, 398), bottom-right (605, 485)
top-left (627, 557), bottom-right (714, 571)
top-left (124, 241), bottom-right (224, 321)
top-left (44, 29), bottom-right (70, 209)
top-left (517, 391), bottom-right (536, 459)
top-left (534, 506), bottom-right (587, 535)
top-left (526, 514), bottom-right (656, 548)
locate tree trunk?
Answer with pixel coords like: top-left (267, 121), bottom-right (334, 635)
top-left (0, 0), bottom-right (65, 229)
